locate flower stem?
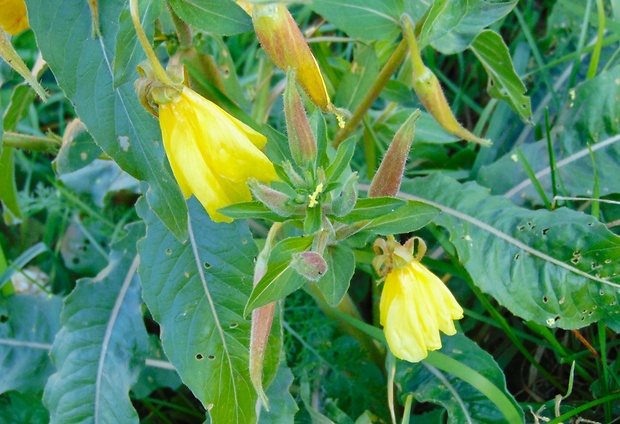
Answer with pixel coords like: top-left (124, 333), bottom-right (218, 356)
top-left (130, 0), bottom-right (173, 85)
top-left (333, 39), bottom-right (408, 147)
top-left (2, 131), bottom-right (60, 153)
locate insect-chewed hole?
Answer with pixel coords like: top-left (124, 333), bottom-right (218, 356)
top-left (542, 296), bottom-right (548, 303)
top-left (208, 354), bottom-right (216, 361)
top-left (165, 248), bottom-right (172, 255)
top-left (195, 353), bottom-right (204, 360)
top-left (204, 262), bottom-right (211, 269)
top-left (542, 228), bottom-right (550, 235)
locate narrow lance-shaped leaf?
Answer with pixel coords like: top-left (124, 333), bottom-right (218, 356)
top-left (26, 0), bottom-right (188, 240)
top-left (470, 30), bottom-right (532, 123)
top-left (137, 197), bottom-right (281, 423)
top-left (43, 223), bottom-right (149, 424)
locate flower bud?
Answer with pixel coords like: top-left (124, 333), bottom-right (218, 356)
top-left (331, 172), bottom-right (358, 217)
top-left (284, 72), bottom-right (317, 167)
top-left (251, 3), bottom-right (333, 112)
top-left (248, 179), bottom-right (296, 217)
top-left (250, 223), bottom-right (281, 410)
top-left (0, 0), bottom-right (29, 35)
top-left (368, 110), bottom-right (420, 197)
top-left (291, 251), bottom-right (328, 281)
top-left (401, 14), bottom-right (491, 147)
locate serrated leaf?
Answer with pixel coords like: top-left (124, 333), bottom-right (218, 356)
top-left (399, 333), bottom-right (524, 424)
top-left (137, 197), bottom-right (281, 423)
top-left (0, 294), bottom-right (62, 394)
top-left (401, 174), bottom-right (620, 329)
top-left (470, 30), bottom-right (532, 123)
top-left (364, 200), bottom-right (439, 235)
top-left (478, 65), bottom-right (620, 205)
top-left (26, 0), bottom-right (188, 240)
top-left (43, 224), bottom-right (149, 424)
top-left (245, 236), bottom-right (312, 315)
top-left (168, 0), bottom-right (252, 36)
top-left (113, 0), bottom-right (163, 88)
top-left (316, 245), bottom-right (355, 306)
top-left (309, 0), bottom-right (402, 42)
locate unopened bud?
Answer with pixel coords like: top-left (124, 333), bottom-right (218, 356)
top-left (284, 72), bottom-right (317, 167)
top-left (248, 179), bottom-right (296, 217)
top-left (252, 3), bottom-right (333, 111)
top-left (368, 110), bottom-right (420, 197)
top-left (401, 14), bottom-right (491, 147)
top-left (250, 302), bottom-right (276, 410)
top-left (281, 161), bottom-right (307, 188)
top-left (332, 172), bottom-right (359, 217)
top-left (292, 251), bottom-right (327, 281)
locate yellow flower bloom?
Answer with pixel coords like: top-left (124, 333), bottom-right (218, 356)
top-left (0, 0), bottom-right (29, 35)
top-left (374, 236), bottom-right (463, 363)
top-left (158, 87), bottom-right (278, 223)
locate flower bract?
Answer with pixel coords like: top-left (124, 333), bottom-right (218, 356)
top-left (159, 87), bottom-right (278, 223)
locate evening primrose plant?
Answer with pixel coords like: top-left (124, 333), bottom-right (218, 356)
top-left (2, 1), bottom-right (620, 423)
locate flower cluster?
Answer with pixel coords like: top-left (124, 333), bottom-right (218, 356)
top-left (374, 235), bottom-right (463, 362)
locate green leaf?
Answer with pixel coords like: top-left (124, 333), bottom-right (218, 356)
top-left (219, 201), bottom-right (289, 222)
top-left (316, 245), bottom-right (355, 306)
top-left (399, 333), bottom-right (524, 424)
top-left (3, 84), bottom-right (35, 131)
top-left (309, 0), bottom-right (402, 42)
top-left (131, 335), bottom-right (182, 399)
top-left (364, 200), bottom-right (439, 235)
top-left (0, 392), bottom-right (49, 424)
top-left (43, 224), bottom-right (149, 424)
top-left (168, 0), bottom-right (252, 36)
top-left (137, 197), bottom-right (281, 423)
top-left (245, 236), bottom-right (313, 315)
top-left (417, 0), bottom-right (518, 54)
top-left (334, 45), bottom-right (380, 110)
top-left (0, 148), bottom-right (22, 222)
top-left (478, 65), bottom-right (620, 206)
top-left (26, 0), bottom-right (188, 241)
top-left (325, 138), bottom-right (356, 184)
top-left (0, 294), bottom-right (62, 394)
top-left (401, 174), bottom-right (620, 329)
top-left (340, 197), bottom-right (406, 223)
top-left (470, 30), bottom-right (532, 123)
top-left (113, 0), bottom-right (163, 88)
top-left (54, 119), bottom-right (103, 175)
top-left (258, 361), bottom-right (298, 423)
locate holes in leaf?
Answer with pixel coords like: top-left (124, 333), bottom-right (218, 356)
top-left (207, 354), bottom-right (216, 361)
top-left (72, 257), bottom-right (80, 265)
top-left (229, 322), bottom-right (238, 329)
top-left (165, 248), bottom-right (172, 255)
top-left (204, 262), bottom-right (211, 269)
top-left (514, 254), bottom-right (520, 260)
top-left (542, 296), bottom-right (548, 303)
top-left (517, 225), bottom-right (525, 231)
top-left (570, 257), bottom-right (580, 264)
top-left (542, 228), bottom-right (550, 235)
top-left (195, 353), bottom-right (204, 360)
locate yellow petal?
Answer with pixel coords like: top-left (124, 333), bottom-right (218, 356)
top-left (0, 0), bottom-right (29, 35)
top-left (158, 87), bottom-right (278, 222)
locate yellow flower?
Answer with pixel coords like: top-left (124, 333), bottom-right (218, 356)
top-left (158, 87), bottom-right (278, 223)
top-left (374, 236), bottom-right (463, 363)
top-left (0, 0), bottom-right (29, 35)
